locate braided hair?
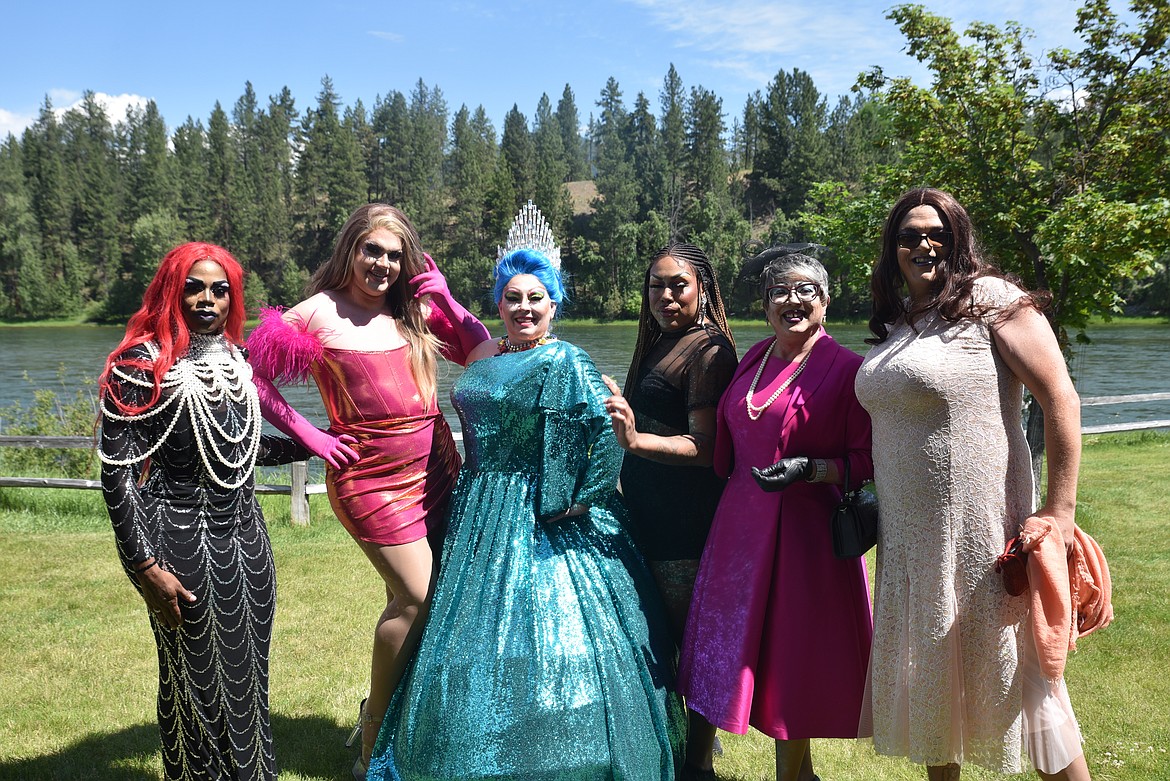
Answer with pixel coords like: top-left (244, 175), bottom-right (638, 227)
top-left (624, 242), bottom-right (735, 392)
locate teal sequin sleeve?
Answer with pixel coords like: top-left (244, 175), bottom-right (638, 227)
top-left (536, 343), bottom-right (623, 520)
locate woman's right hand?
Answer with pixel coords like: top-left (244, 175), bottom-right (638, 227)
top-left (601, 375), bottom-right (639, 451)
top-left (136, 562), bottom-right (197, 629)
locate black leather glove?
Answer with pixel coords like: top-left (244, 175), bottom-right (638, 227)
top-left (751, 457), bottom-right (812, 492)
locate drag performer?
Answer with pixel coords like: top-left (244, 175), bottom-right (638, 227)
top-left (100, 242), bottom-right (308, 780)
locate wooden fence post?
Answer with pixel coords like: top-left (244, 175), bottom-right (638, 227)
top-left (290, 461), bottom-right (310, 526)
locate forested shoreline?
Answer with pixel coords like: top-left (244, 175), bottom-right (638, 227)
top-left (1, 2), bottom-right (1167, 342)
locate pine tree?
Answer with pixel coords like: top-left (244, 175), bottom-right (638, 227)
top-left (628, 92), bottom-right (662, 224)
top-left (230, 84), bottom-right (263, 275)
top-left (371, 91), bottom-right (410, 206)
top-left (294, 76), bottom-right (366, 269)
top-left (122, 100), bottom-right (176, 224)
top-left (589, 78), bottom-right (640, 316)
top-left (659, 65), bottom-right (688, 237)
top-left (346, 98), bottom-right (377, 202)
top-left (171, 117), bottom-right (212, 241)
top-left (61, 92), bottom-right (122, 308)
top-left (500, 105), bottom-right (534, 202)
top-left (556, 84), bottom-right (587, 181)
top-left (752, 68), bottom-right (830, 218)
top-left (0, 136), bottom-right (49, 318)
top-left (404, 80), bottom-right (448, 242)
top-left (445, 104), bottom-right (498, 312)
top-left (206, 102), bottom-right (237, 249)
top-left (256, 88), bottom-right (299, 305)
top-left (532, 94), bottom-right (571, 235)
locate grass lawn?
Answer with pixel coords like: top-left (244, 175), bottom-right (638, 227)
top-left (0, 431), bottom-right (1167, 780)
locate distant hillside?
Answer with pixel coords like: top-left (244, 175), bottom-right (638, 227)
top-left (566, 180), bottom-right (598, 216)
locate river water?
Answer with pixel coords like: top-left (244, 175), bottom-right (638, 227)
top-left (2, 322), bottom-right (1168, 434)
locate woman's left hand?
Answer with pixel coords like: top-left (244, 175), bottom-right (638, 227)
top-left (752, 457), bottom-right (812, 492)
top-left (1020, 508), bottom-right (1076, 555)
top-left (410, 253), bottom-right (453, 305)
top-left (601, 375), bottom-right (639, 451)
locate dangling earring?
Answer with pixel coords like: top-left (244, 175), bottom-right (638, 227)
top-left (697, 295), bottom-right (708, 325)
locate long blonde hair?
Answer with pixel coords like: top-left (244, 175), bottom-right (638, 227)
top-left (308, 203), bottom-right (442, 402)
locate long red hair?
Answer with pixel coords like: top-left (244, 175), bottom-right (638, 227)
top-left (100, 242), bottom-right (246, 414)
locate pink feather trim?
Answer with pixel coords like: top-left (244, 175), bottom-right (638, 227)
top-left (246, 306), bottom-right (323, 386)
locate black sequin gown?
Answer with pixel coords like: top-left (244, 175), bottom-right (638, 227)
top-left (100, 335), bottom-right (307, 781)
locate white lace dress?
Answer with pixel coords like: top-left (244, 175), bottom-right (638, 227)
top-left (855, 277), bottom-right (1036, 772)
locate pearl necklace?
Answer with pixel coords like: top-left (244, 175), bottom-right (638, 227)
top-left (745, 338), bottom-right (812, 421)
top-left (498, 334), bottom-right (557, 354)
top-left (99, 335), bottom-right (262, 489)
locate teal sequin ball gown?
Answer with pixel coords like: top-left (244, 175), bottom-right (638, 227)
top-left (368, 340), bottom-right (685, 780)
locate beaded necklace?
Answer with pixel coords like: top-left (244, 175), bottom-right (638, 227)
top-left (99, 334), bottom-right (262, 488)
top-left (745, 338), bottom-right (812, 421)
top-left (497, 334), bottom-right (558, 354)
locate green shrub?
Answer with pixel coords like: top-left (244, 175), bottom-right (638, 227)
top-left (0, 369), bottom-right (99, 479)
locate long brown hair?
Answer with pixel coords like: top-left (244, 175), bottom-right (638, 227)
top-left (867, 188), bottom-right (1045, 344)
top-left (309, 203), bottom-right (442, 401)
top-left (100, 242), bottom-right (246, 415)
top-left (624, 242), bottom-right (734, 392)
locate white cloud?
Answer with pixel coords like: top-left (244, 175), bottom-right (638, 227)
top-left (369, 30), bottom-right (405, 42)
top-left (1, 92), bottom-right (155, 138)
top-left (0, 108), bottom-right (36, 139)
top-left (1046, 84), bottom-right (1090, 113)
top-left (48, 88), bottom-right (83, 108)
top-left (621, 0), bottom-right (906, 96)
top-left (61, 92), bottom-right (153, 123)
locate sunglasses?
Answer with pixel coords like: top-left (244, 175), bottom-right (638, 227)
top-left (896, 230), bottom-right (953, 250)
top-left (184, 279), bottom-right (231, 299)
top-left (361, 242), bottom-right (404, 262)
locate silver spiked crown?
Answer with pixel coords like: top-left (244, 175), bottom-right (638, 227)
top-left (498, 200), bottom-right (561, 270)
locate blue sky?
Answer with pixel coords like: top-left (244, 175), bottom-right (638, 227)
top-left (1, 0), bottom-right (1106, 139)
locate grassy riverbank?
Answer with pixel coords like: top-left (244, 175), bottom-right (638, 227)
top-left (0, 431), bottom-right (1167, 780)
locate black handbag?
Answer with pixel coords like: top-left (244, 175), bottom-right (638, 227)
top-left (830, 459), bottom-right (879, 559)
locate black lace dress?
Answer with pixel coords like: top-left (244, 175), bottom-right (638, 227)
top-left (619, 324), bottom-right (738, 561)
top-left (99, 335), bottom-right (307, 781)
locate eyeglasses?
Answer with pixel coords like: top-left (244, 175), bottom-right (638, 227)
top-left (766, 282), bottom-right (822, 304)
top-left (361, 242), bottom-right (404, 262)
top-left (896, 230), bottom-right (953, 250)
top-left (184, 279), bottom-right (230, 299)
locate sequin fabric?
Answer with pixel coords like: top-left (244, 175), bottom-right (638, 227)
top-left (855, 277), bottom-right (1033, 773)
top-left (367, 340), bottom-right (685, 780)
top-left (100, 335), bottom-right (307, 781)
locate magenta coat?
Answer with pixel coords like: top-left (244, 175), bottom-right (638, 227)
top-left (677, 331), bottom-right (874, 740)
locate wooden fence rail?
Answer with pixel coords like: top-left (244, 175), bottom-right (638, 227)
top-left (0, 434), bottom-right (326, 525)
top-left (1, 394), bottom-right (1164, 523)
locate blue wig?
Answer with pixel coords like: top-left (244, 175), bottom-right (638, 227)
top-left (492, 248), bottom-right (568, 308)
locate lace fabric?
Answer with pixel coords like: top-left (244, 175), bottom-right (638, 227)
top-left (856, 277), bottom-right (1040, 773)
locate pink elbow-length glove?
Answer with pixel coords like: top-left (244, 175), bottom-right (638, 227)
top-left (253, 374), bottom-right (360, 469)
top-left (411, 253), bottom-right (490, 362)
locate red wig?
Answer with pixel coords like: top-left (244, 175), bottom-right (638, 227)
top-left (99, 242), bottom-right (247, 415)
